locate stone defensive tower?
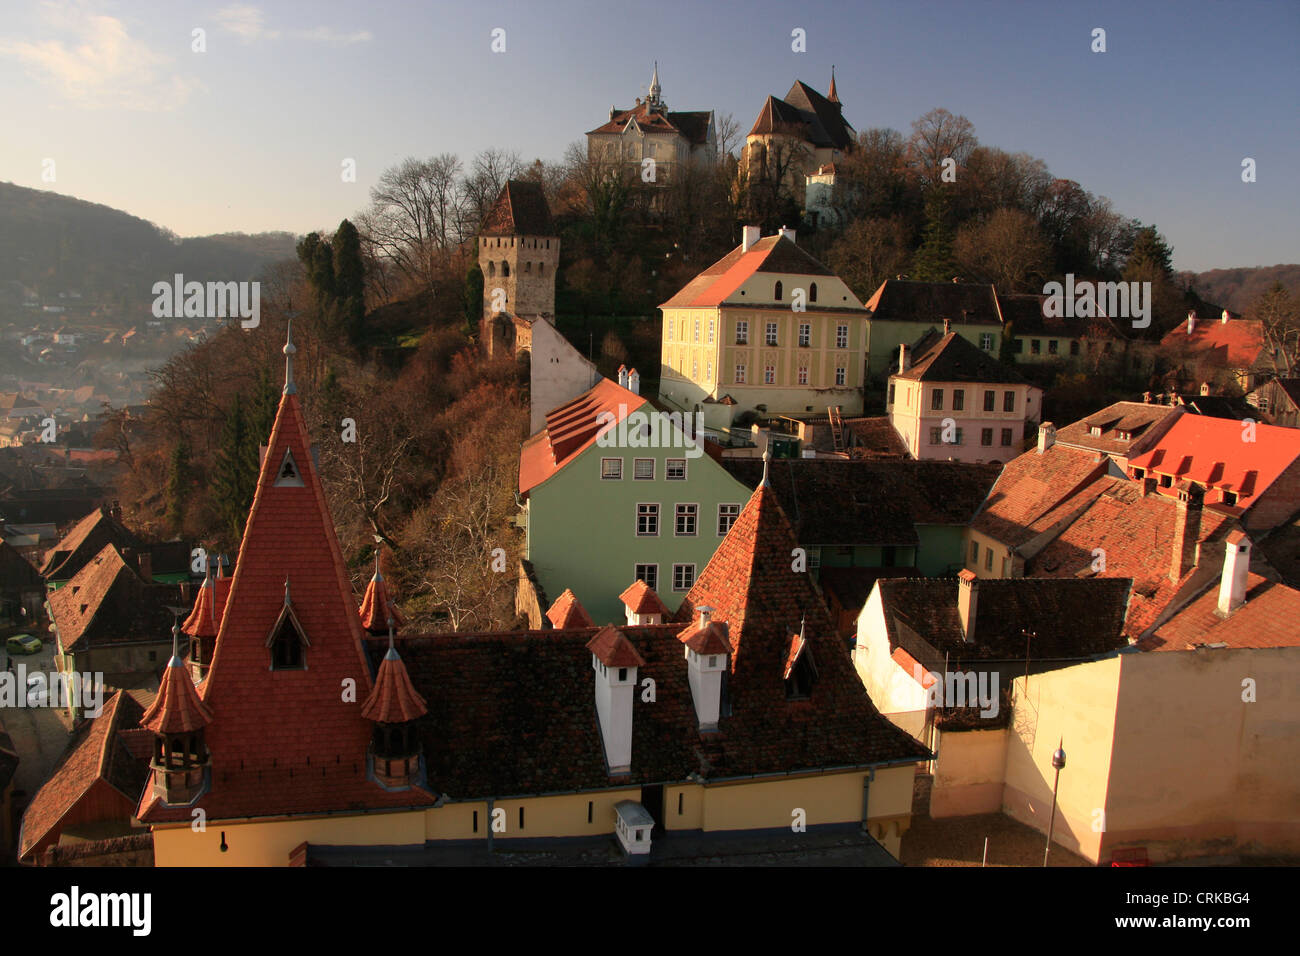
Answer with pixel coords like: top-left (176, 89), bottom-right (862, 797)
top-left (478, 180), bottom-right (559, 358)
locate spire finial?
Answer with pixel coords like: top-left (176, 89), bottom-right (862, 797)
top-left (761, 447), bottom-right (772, 488)
top-left (170, 620), bottom-right (181, 665)
top-left (283, 576), bottom-right (291, 606)
top-left (384, 616), bottom-right (399, 660)
top-left (283, 318), bottom-right (297, 395)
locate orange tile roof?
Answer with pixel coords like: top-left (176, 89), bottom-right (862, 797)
top-left (677, 620), bottom-right (731, 655)
top-left (547, 588), bottom-right (594, 628)
top-left (141, 649), bottom-right (213, 735)
top-left (972, 445), bottom-right (1109, 547)
top-left (361, 646), bottom-right (429, 724)
top-left (586, 625), bottom-right (646, 668)
top-left (619, 579), bottom-right (669, 616)
top-left (1127, 414), bottom-right (1300, 510)
top-left (182, 570), bottom-right (219, 639)
top-left (890, 647), bottom-right (937, 688)
top-left (359, 569), bottom-right (404, 633)
top-left (659, 235), bottom-right (842, 310)
top-left (1143, 574), bottom-right (1300, 650)
top-left (1160, 316), bottom-right (1267, 368)
top-left (519, 378), bottom-right (644, 494)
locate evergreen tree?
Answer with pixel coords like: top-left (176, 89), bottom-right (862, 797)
top-left (463, 262), bottom-right (484, 336)
top-left (1124, 226), bottom-right (1174, 280)
top-left (332, 219), bottom-right (366, 344)
top-left (911, 190), bottom-right (957, 282)
top-left (165, 436), bottom-right (192, 532)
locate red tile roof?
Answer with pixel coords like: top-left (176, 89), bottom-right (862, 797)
top-left (479, 180), bottom-right (553, 237)
top-left (1053, 401), bottom-right (1183, 459)
top-left (586, 625), bottom-right (646, 668)
top-left (1126, 414), bottom-right (1300, 512)
top-left (358, 569), bottom-right (404, 633)
top-left (677, 620), bottom-right (731, 655)
top-left (138, 390), bottom-right (433, 824)
top-left (1143, 573), bottom-right (1300, 650)
top-left (547, 588), bottom-right (594, 628)
top-left (40, 506), bottom-right (136, 580)
top-left (141, 648), bottom-right (214, 735)
top-left (361, 646), bottom-right (429, 724)
top-left (519, 378), bottom-right (644, 494)
top-left (181, 570), bottom-right (219, 639)
top-left (971, 445), bottom-right (1110, 548)
top-left (1160, 316), bottom-right (1267, 369)
top-left (587, 101), bottom-right (714, 145)
top-left (619, 579), bottom-right (669, 616)
top-left (659, 235), bottom-right (845, 310)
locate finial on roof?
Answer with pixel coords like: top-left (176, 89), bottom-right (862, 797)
top-left (386, 616), bottom-right (397, 659)
top-left (761, 447), bottom-right (772, 488)
top-left (169, 620), bottom-right (181, 666)
top-left (283, 318), bottom-right (297, 395)
top-left (373, 546), bottom-right (383, 582)
top-left (649, 61), bottom-right (661, 102)
top-left (283, 576), bottom-right (291, 606)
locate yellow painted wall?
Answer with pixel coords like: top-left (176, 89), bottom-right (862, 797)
top-left (931, 727), bottom-right (1008, 817)
top-left (665, 783), bottom-right (704, 831)
top-left (963, 527), bottom-right (1017, 579)
top-left (152, 809), bottom-right (428, 867)
top-left (489, 789), bottom-right (641, 840)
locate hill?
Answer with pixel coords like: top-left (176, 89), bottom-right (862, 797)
top-left (1184, 265), bottom-right (1300, 313)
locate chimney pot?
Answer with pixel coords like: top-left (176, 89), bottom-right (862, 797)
top-left (741, 225), bottom-right (761, 253)
top-left (898, 343), bottom-right (910, 373)
top-left (1187, 311), bottom-right (1197, 334)
top-left (943, 318), bottom-right (951, 335)
top-left (697, 605), bottom-right (713, 628)
top-left (1170, 482), bottom-right (1204, 582)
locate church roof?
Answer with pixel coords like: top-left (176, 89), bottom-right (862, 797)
top-left (747, 80), bottom-right (854, 150)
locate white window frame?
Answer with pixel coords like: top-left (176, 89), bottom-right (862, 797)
top-left (718, 503), bottom-right (741, 536)
top-left (765, 365), bottom-right (775, 384)
top-left (601, 458), bottom-right (623, 480)
top-left (798, 323), bottom-right (811, 347)
top-left (766, 322), bottom-right (779, 346)
top-left (635, 563), bottom-right (658, 592)
top-left (666, 458), bottom-right (687, 480)
top-left (836, 325), bottom-right (848, 349)
top-left (672, 563), bottom-right (696, 592)
top-left (735, 363), bottom-right (746, 384)
top-left (736, 320), bottom-right (748, 345)
top-left (636, 502), bottom-right (660, 536)
top-left (675, 503), bottom-right (699, 536)
top-left (798, 366), bottom-right (808, 385)
top-left (633, 458), bottom-right (655, 480)
top-left (835, 366), bottom-right (846, 386)
top-left (708, 319), bottom-right (715, 344)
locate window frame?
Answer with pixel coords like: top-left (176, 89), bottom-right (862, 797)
top-left (672, 563), bottom-right (697, 592)
top-left (636, 502), bottom-right (660, 537)
top-left (601, 457), bottom-right (623, 481)
top-left (675, 503), bottom-right (699, 537)
top-left (666, 458), bottom-right (687, 480)
top-left (717, 503), bottom-right (741, 536)
top-left (633, 458), bottom-right (655, 480)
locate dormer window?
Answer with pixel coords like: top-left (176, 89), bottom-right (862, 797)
top-left (1223, 491), bottom-right (1238, 506)
top-left (275, 449), bottom-right (305, 487)
top-left (783, 627), bottom-right (818, 700)
top-left (266, 586), bottom-right (309, 670)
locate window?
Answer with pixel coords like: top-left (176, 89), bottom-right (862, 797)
top-left (765, 365), bottom-right (775, 384)
top-left (718, 503), bottom-right (741, 535)
top-left (774, 281), bottom-right (783, 301)
top-left (931, 389), bottom-right (944, 410)
top-left (588, 801), bottom-right (593, 823)
top-left (1069, 340), bottom-right (1080, 356)
top-left (694, 319), bottom-right (700, 342)
top-left (785, 645), bottom-right (817, 700)
top-left (929, 427), bottom-right (942, 445)
top-left (634, 458), bottom-right (654, 480)
top-left (971, 541), bottom-right (979, 564)
top-left (673, 564), bottom-right (696, 591)
top-left (666, 458), bottom-right (686, 480)
top-left (1031, 339), bottom-right (1041, 354)
top-left (1001, 557), bottom-right (1008, 576)
top-left (708, 319), bottom-right (715, 344)
top-left (766, 322), bottom-right (778, 346)
top-left (635, 563), bottom-right (658, 591)
top-left (798, 366), bottom-right (808, 385)
top-left (706, 360), bottom-right (713, 381)
top-left (1160, 474), bottom-right (1173, 488)
top-left (269, 613), bottom-right (306, 670)
top-left (675, 503), bottom-right (698, 536)
top-left (519, 807), bottom-right (525, 829)
top-left (980, 332), bottom-right (993, 350)
top-left (835, 366), bottom-right (846, 386)
top-left (798, 323), bottom-right (810, 347)
top-left (601, 458), bottom-right (623, 480)
top-left (882, 546), bottom-right (897, 567)
top-left (888, 383), bottom-right (896, 405)
top-left (984, 548), bottom-right (993, 571)
top-left (1224, 491), bottom-right (1238, 506)
top-left (1048, 339), bottom-right (1059, 355)
top-left (692, 357), bottom-right (698, 379)
top-left (1001, 428), bottom-right (1013, 446)
top-left (1003, 391), bottom-right (1015, 412)
top-left (678, 793), bottom-right (684, 815)
top-left (953, 427), bottom-right (964, 445)
top-left (736, 320), bottom-right (748, 344)
top-left (735, 363), bottom-right (746, 383)
top-left (637, 503), bottom-right (659, 536)
top-left (617, 668), bottom-right (627, 682)
top-left (1012, 338), bottom-right (1024, 354)
top-left (952, 389), bottom-right (965, 411)
top-left (836, 325), bottom-right (848, 349)
top-left (473, 811), bottom-right (479, 833)
top-left (983, 390), bottom-right (995, 412)
top-left (809, 282), bottom-right (818, 303)
top-left (981, 428), bottom-right (993, 446)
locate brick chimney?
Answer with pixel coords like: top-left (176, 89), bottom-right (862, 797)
top-left (1217, 530), bottom-right (1251, 615)
top-left (1142, 474), bottom-right (1158, 496)
top-left (1170, 481), bottom-right (1204, 582)
top-left (741, 225), bottom-right (761, 253)
top-left (898, 343), bottom-right (910, 373)
top-left (1037, 422), bottom-right (1056, 455)
top-left (957, 569), bottom-right (978, 643)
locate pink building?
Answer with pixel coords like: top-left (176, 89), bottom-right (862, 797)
top-left (887, 326), bottom-right (1041, 464)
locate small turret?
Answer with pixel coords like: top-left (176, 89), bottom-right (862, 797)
top-left (140, 623), bottom-right (213, 806)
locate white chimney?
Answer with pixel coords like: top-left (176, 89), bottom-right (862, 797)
top-left (957, 570), bottom-right (978, 644)
top-left (1037, 422), bottom-right (1056, 454)
top-left (1217, 530), bottom-right (1251, 615)
top-left (680, 607), bottom-right (729, 731)
top-left (1187, 311), bottom-right (1197, 334)
top-left (1221, 309), bottom-right (1230, 324)
top-left (627, 368), bottom-right (640, 395)
top-left (1200, 382), bottom-right (1211, 397)
top-left (586, 626), bottom-right (644, 774)
top-left (620, 579), bottom-right (665, 626)
top-left (777, 225), bottom-right (797, 244)
top-left (617, 364), bottom-right (629, 388)
top-left (741, 225), bottom-right (761, 252)
top-left (898, 343), bottom-right (910, 372)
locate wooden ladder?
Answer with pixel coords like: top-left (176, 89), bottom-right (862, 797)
top-left (828, 405), bottom-right (846, 454)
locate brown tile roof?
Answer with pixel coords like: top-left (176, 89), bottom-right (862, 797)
top-left (894, 331), bottom-right (1029, 385)
top-left (588, 102), bottom-right (714, 146)
top-left (40, 506), bottom-right (136, 580)
top-left (660, 235), bottom-right (845, 310)
top-left (1053, 402), bottom-right (1183, 459)
top-left (1028, 480), bottom-right (1237, 637)
top-left (547, 588), bottom-right (595, 629)
top-left (876, 576), bottom-right (1131, 663)
top-left (141, 650), bottom-right (213, 735)
top-left (971, 445), bottom-right (1109, 548)
top-left (864, 280), bottom-right (1002, 327)
top-left (843, 417), bottom-right (909, 458)
top-left (1143, 574), bottom-right (1300, 650)
top-left (480, 180), bottom-right (554, 237)
top-left (47, 544), bottom-right (184, 653)
top-left (19, 691), bottom-right (147, 863)
top-left (586, 624), bottom-right (646, 668)
top-left (618, 579), bottom-right (668, 617)
top-left (724, 458), bottom-right (1000, 547)
top-left (361, 646), bottom-right (429, 724)
top-left (678, 620), bottom-right (731, 655)
top-left (748, 81), bottom-right (854, 149)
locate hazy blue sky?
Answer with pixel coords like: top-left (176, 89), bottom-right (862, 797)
top-left (2, 0), bottom-right (1296, 271)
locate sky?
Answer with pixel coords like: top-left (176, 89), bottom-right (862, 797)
top-left (1, 0), bottom-right (1297, 272)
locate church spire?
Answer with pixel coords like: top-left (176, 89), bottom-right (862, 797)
top-left (283, 319), bottom-right (297, 395)
top-left (648, 61), bottom-right (662, 109)
top-left (828, 65), bottom-right (839, 103)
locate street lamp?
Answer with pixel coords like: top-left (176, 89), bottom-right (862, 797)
top-left (1044, 739), bottom-right (1066, 867)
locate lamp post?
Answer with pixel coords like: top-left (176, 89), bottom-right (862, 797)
top-left (1044, 739), bottom-right (1066, 867)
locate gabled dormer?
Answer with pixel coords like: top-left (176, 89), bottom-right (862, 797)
top-left (266, 579), bottom-right (309, 670)
top-left (783, 620), bottom-right (818, 700)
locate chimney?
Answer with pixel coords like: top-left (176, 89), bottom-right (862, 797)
top-left (1143, 391), bottom-right (1153, 404)
top-left (1037, 422), bottom-right (1056, 454)
top-left (741, 225), bottom-right (761, 253)
top-left (777, 225), bottom-right (796, 244)
top-left (943, 318), bottom-right (952, 335)
top-left (957, 569), bottom-right (978, 644)
top-left (1142, 474), bottom-right (1158, 497)
top-left (1221, 309), bottom-right (1230, 324)
top-left (1217, 530), bottom-right (1251, 615)
top-left (617, 364), bottom-right (629, 388)
top-left (609, 105), bottom-right (617, 121)
top-left (679, 606), bottom-right (729, 731)
top-left (627, 368), bottom-right (640, 395)
top-left (1186, 311), bottom-right (1197, 334)
top-left (1200, 382), bottom-right (1211, 397)
top-left (898, 343), bottom-right (910, 373)
top-left (586, 626), bottom-right (644, 774)
top-left (1170, 481), bottom-right (1204, 582)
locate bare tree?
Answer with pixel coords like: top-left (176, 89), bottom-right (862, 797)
top-left (459, 148), bottom-right (525, 238)
top-left (714, 111), bottom-right (743, 158)
top-left (362, 154), bottom-right (465, 292)
top-left (955, 208), bottom-right (1052, 292)
top-left (1251, 282), bottom-right (1300, 377)
top-left (908, 108), bottom-right (978, 187)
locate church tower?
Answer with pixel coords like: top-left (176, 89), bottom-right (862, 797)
top-left (478, 180), bottom-right (560, 358)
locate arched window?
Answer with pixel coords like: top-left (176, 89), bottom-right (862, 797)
top-left (487, 261), bottom-right (495, 277)
top-left (502, 261), bottom-right (510, 277)
top-left (809, 282), bottom-right (818, 303)
top-left (775, 281), bottom-right (783, 301)
top-left (525, 261), bottom-right (532, 273)
top-left (539, 262), bottom-right (545, 275)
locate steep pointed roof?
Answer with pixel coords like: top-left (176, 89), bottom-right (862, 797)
top-left (40, 506), bottom-right (137, 581)
top-left (181, 561), bottom-right (219, 639)
top-left (547, 588), bottom-right (594, 629)
top-left (480, 180), bottom-right (554, 237)
top-left (141, 628), bottom-right (214, 735)
top-left (139, 352), bottom-right (432, 823)
top-left (619, 579), bottom-right (669, 617)
top-left (359, 564), bottom-right (405, 633)
top-left (827, 66), bottom-right (839, 103)
top-left (361, 645), bottom-right (428, 724)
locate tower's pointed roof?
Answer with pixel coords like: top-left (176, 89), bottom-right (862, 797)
top-left (827, 65), bottom-right (839, 103)
top-left (359, 554), bottom-right (405, 633)
top-left (141, 625), bottom-right (213, 735)
top-left (181, 556), bottom-right (218, 639)
top-left (362, 642), bottom-right (428, 725)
